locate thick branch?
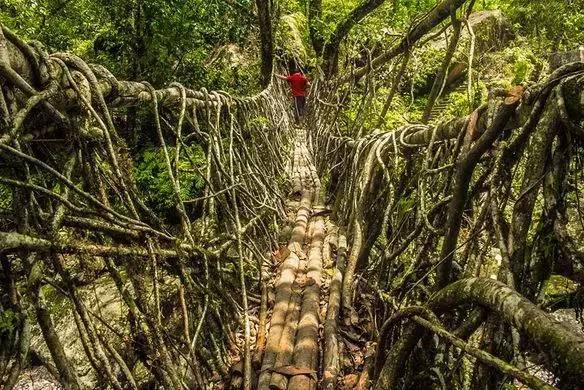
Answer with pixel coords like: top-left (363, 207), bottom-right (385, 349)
top-left (436, 100), bottom-right (518, 288)
top-left (430, 277), bottom-right (584, 385)
top-left (308, 0), bottom-right (324, 54)
top-left (0, 231), bottom-right (209, 259)
top-left (348, 0), bottom-right (468, 81)
top-left (322, 0), bottom-right (386, 75)
top-left (255, 0), bottom-right (274, 87)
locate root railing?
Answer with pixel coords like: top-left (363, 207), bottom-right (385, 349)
top-left (306, 60), bottom-right (584, 388)
top-left (0, 24), bottom-right (295, 390)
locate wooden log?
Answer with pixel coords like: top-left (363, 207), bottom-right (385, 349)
top-left (269, 254), bottom-right (305, 389)
top-left (288, 214), bottom-right (325, 390)
top-left (257, 189), bottom-right (312, 389)
top-left (322, 231), bottom-right (347, 389)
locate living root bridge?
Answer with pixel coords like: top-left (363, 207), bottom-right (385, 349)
top-left (3, 2), bottom-right (584, 389)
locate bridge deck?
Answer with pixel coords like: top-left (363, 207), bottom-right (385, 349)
top-left (257, 128), bottom-right (334, 390)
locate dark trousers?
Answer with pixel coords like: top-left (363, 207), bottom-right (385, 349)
top-left (293, 95), bottom-right (306, 123)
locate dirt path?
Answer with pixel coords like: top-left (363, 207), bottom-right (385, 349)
top-left (257, 130), bottom-right (331, 390)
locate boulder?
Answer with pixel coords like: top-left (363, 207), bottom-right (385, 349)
top-left (412, 10), bottom-right (514, 94)
top-left (548, 46), bottom-right (584, 70)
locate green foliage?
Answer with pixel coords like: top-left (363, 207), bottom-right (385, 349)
top-left (410, 46), bottom-right (446, 94)
top-left (380, 94), bottom-right (411, 130)
top-left (503, 0), bottom-right (584, 51)
top-left (0, 0), bottom-right (107, 53)
top-left (0, 309), bottom-right (17, 333)
top-left (0, 183), bottom-right (12, 211)
top-left (359, 0), bottom-right (438, 43)
top-left (443, 91), bottom-right (470, 119)
top-left (248, 115), bottom-right (269, 128)
top-left (321, 0), bottom-right (437, 44)
top-left (395, 195), bottom-right (415, 224)
top-left (504, 45), bottom-right (535, 85)
top-left (278, 13), bottom-right (310, 62)
top-left (0, 0), bottom-right (259, 91)
top-left (482, 44), bottom-right (536, 89)
top-left (543, 275), bottom-right (579, 296)
top-left (135, 145), bottom-right (205, 215)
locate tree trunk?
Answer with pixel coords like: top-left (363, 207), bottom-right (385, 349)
top-left (348, 0), bottom-right (468, 81)
top-left (256, 0), bottom-right (274, 87)
top-left (308, 0), bottom-right (324, 55)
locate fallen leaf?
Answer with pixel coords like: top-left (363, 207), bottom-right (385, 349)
top-left (504, 85), bottom-right (524, 104)
top-left (356, 371), bottom-right (371, 390)
top-left (290, 242), bottom-right (307, 259)
top-left (271, 365), bottom-right (317, 380)
top-left (323, 370), bottom-right (335, 381)
top-left (272, 246), bottom-right (291, 263)
top-left (343, 338), bottom-right (361, 352)
top-left (353, 351), bottom-right (364, 367)
top-left (342, 374), bottom-right (359, 389)
top-left (364, 341), bottom-right (376, 358)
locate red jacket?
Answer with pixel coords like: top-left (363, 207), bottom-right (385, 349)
top-left (286, 72), bottom-right (308, 97)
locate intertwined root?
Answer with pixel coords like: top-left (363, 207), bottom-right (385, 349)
top-left (306, 62), bottom-right (584, 387)
top-left (0, 25), bottom-right (296, 389)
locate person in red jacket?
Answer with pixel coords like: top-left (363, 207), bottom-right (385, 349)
top-left (276, 68), bottom-right (310, 124)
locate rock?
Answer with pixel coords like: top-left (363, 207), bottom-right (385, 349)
top-left (342, 373), bottom-right (359, 389)
top-left (549, 46), bottom-right (584, 70)
top-left (30, 276), bottom-right (128, 388)
top-left (411, 10), bottom-right (514, 94)
top-left (205, 44), bottom-right (246, 70)
top-left (430, 10), bottom-right (514, 53)
top-left (14, 366), bottom-right (63, 390)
